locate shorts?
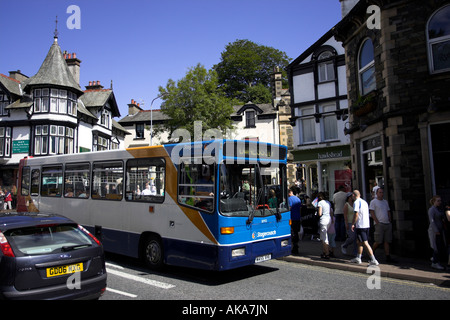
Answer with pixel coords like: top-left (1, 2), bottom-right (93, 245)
top-left (355, 228), bottom-right (370, 243)
top-left (374, 223), bottom-right (392, 243)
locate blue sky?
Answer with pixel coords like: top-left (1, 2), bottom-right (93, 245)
top-left (0, 0), bottom-right (342, 117)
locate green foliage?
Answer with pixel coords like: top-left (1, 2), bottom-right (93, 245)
top-left (158, 64), bottom-right (235, 139)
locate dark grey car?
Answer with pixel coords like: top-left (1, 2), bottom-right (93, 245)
top-left (0, 212), bottom-right (107, 300)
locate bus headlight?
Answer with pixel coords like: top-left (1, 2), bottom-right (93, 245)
top-left (281, 239), bottom-right (289, 247)
top-left (232, 247), bottom-right (246, 257)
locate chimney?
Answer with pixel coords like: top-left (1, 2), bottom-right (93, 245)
top-left (339, 0), bottom-right (360, 18)
top-left (85, 80), bottom-right (104, 90)
top-left (128, 99), bottom-right (142, 116)
top-left (8, 70), bottom-right (29, 82)
top-left (64, 51), bottom-right (81, 85)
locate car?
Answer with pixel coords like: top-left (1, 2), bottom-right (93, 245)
top-left (0, 212), bottom-right (107, 300)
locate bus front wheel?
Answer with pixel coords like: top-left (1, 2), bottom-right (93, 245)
top-left (142, 235), bottom-right (164, 271)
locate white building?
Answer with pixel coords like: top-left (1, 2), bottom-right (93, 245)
top-left (287, 28), bottom-right (351, 196)
top-left (0, 35), bottom-right (128, 189)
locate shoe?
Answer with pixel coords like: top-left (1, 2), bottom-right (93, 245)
top-left (321, 253), bottom-right (330, 259)
top-left (341, 244), bottom-right (347, 255)
top-left (350, 257), bottom-right (362, 264)
top-left (368, 259), bottom-right (379, 266)
top-left (431, 263), bottom-right (444, 270)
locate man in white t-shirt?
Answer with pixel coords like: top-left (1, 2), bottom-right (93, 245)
top-left (351, 190), bottom-right (379, 266)
top-left (370, 188), bottom-right (395, 263)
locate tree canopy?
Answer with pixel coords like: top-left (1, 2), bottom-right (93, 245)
top-left (214, 39), bottom-right (291, 103)
top-left (158, 64), bottom-right (236, 140)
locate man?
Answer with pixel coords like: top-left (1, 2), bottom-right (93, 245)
top-left (370, 188), bottom-right (396, 263)
top-left (288, 188), bottom-right (302, 254)
top-left (351, 190), bottom-right (379, 266)
top-left (333, 185), bottom-right (348, 241)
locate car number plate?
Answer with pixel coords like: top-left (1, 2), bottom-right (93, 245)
top-left (46, 263), bottom-right (84, 278)
top-left (255, 254), bottom-right (271, 263)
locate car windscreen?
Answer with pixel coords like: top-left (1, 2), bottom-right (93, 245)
top-left (4, 224), bottom-right (94, 256)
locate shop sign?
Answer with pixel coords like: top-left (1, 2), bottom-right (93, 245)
top-left (12, 140), bottom-right (30, 154)
top-left (317, 150), bottom-right (343, 159)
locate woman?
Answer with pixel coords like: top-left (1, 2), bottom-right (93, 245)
top-left (317, 192), bottom-right (332, 259)
top-left (428, 195), bottom-right (445, 270)
top-left (341, 192), bottom-right (357, 256)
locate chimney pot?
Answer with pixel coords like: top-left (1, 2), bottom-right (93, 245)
top-left (89, 81), bottom-right (92, 86)
top-left (73, 53), bottom-right (76, 58)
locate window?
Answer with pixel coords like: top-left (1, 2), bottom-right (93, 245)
top-left (0, 127), bottom-right (11, 157)
top-left (93, 134), bottom-right (109, 151)
top-left (64, 163), bottom-right (90, 198)
top-left (178, 161), bottom-right (215, 213)
top-left (0, 93), bottom-right (9, 116)
top-left (92, 161), bottom-right (123, 200)
top-left (34, 125), bottom-right (49, 155)
top-left (300, 107), bottom-right (316, 144)
top-left (427, 5), bottom-right (450, 73)
top-left (358, 39), bottom-right (376, 95)
top-left (126, 158), bottom-right (165, 203)
top-left (31, 169), bottom-right (40, 195)
top-left (21, 167), bottom-right (30, 196)
top-left (41, 166), bottom-right (63, 197)
top-left (39, 88), bottom-right (76, 115)
top-left (100, 109), bottom-right (110, 128)
top-left (322, 105), bottom-right (338, 141)
top-left (246, 110), bottom-right (256, 128)
top-left (318, 51), bottom-right (335, 82)
top-left (35, 125), bottom-right (74, 155)
top-left (136, 124), bottom-right (145, 139)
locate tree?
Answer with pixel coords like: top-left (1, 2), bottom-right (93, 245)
top-left (214, 39), bottom-right (291, 103)
top-left (158, 64), bottom-right (236, 141)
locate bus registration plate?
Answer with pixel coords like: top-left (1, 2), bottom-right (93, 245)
top-left (255, 254), bottom-right (271, 263)
top-left (46, 263), bottom-right (84, 278)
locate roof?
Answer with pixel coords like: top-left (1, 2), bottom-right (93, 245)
top-left (0, 74), bottom-right (22, 97)
top-left (119, 109), bottom-right (171, 124)
top-left (232, 102), bottom-right (277, 116)
top-left (23, 38), bottom-right (83, 94)
top-left (80, 89), bottom-right (121, 118)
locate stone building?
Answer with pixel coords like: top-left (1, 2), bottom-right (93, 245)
top-left (334, 0), bottom-right (450, 256)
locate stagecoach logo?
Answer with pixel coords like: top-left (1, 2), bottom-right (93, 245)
top-left (252, 230), bottom-right (276, 239)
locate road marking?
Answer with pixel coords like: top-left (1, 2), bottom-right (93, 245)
top-left (106, 287), bottom-right (138, 298)
top-left (106, 268), bottom-right (176, 289)
top-left (106, 262), bottom-right (124, 270)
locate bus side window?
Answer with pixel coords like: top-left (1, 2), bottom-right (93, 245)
top-left (125, 158), bottom-right (165, 203)
top-left (21, 167), bottom-right (30, 196)
top-left (41, 166), bottom-right (63, 197)
top-left (31, 169), bottom-right (40, 196)
top-left (92, 161), bottom-right (123, 201)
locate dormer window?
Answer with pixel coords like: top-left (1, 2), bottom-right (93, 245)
top-left (100, 109), bottom-right (111, 128)
top-left (245, 110), bottom-right (256, 128)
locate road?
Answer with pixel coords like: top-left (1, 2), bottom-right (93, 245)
top-left (100, 253), bottom-right (450, 302)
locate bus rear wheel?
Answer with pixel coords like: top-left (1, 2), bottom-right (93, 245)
top-left (142, 235), bottom-right (164, 271)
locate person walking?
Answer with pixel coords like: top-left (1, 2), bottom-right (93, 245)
top-left (333, 185), bottom-right (347, 241)
top-left (428, 195), bottom-right (445, 270)
top-left (3, 188), bottom-right (12, 210)
top-left (369, 188), bottom-right (396, 263)
top-left (317, 192), bottom-right (332, 259)
top-left (350, 190), bottom-right (379, 266)
top-left (341, 192), bottom-right (357, 256)
top-left (288, 188), bottom-right (302, 254)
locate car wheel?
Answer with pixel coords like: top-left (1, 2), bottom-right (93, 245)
top-left (142, 235), bottom-right (164, 271)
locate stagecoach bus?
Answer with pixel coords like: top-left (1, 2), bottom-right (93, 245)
top-left (17, 140), bottom-right (292, 271)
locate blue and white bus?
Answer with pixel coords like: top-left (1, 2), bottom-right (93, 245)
top-left (17, 140), bottom-right (292, 271)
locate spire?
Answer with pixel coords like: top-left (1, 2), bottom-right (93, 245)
top-left (54, 16), bottom-right (59, 40)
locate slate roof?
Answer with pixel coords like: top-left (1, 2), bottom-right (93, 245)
top-left (119, 109), bottom-right (171, 124)
top-left (0, 73), bottom-right (22, 97)
top-left (80, 89), bottom-right (121, 118)
top-left (23, 38), bottom-right (83, 94)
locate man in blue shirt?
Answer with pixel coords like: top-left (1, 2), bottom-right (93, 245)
top-left (288, 188), bottom-right (302, 254)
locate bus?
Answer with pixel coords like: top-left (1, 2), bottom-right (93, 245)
top-left (17, 140), bottom-right (292, 271)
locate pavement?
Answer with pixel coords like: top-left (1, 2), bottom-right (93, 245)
top-left (281, 236), bottom-right (450, 288)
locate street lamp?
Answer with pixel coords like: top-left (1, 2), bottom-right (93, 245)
top-left (149, 92), bottom-right (168, 146)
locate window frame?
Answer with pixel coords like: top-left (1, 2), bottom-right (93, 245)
top-left (358, 38), bottom-right (376, 95)
top-left (427, 4), bottom-right (450, 74)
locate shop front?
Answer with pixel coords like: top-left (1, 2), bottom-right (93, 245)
top-left (293, 145), bottom-right (351, 199)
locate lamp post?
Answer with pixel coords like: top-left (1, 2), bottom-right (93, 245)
top-left (149, 92), bottom-right (168, 146)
